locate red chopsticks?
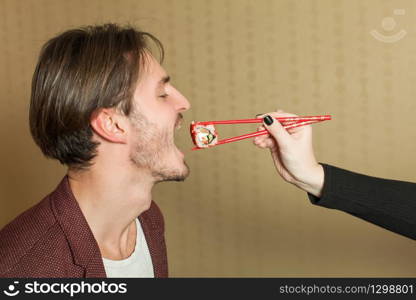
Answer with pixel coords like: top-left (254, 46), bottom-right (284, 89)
top-left (197, 115), bottom-right (331, 125)
top-left (191, 115), bottom-right (331, 150)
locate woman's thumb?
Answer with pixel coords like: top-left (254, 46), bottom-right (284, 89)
top-left (263, 115), bottom-right (291, 146)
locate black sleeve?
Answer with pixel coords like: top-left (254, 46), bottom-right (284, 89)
top-left (308, 164), bottom-right (416, 240)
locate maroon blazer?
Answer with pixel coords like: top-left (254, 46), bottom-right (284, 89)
top-left (0, 176), bottom-right (168, 278)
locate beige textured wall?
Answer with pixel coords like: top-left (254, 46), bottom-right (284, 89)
top-left (1, 0), bottom-right (416, 277)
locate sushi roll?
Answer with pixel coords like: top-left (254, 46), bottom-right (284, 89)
top-left (190, 121), bottom-right (218, 148)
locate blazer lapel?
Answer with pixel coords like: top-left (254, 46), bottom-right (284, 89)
top-left (49, 176), bottom-right (107, 278)
top-left (139, 203), bottom-right (168, 278)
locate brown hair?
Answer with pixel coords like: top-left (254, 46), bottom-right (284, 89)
top-left (29, 23), bottom-right (164, 169)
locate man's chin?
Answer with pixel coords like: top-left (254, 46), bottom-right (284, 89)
top-left (153, 162), bottom-right (190, 183)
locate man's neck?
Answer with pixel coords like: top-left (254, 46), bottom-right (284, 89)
top-left (67, 165), bottom-right (154, 260)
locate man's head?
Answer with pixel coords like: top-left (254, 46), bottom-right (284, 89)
top-left (30, 23), bottom-right (190, 181)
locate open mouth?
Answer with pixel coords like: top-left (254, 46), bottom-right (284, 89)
top-left (174, 113), bottom-right (184, 130)
top-left (173, 114), bottom-right (185, 157)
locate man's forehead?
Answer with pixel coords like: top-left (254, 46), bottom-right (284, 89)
top-left (138, 54), bottom-right (168, 85)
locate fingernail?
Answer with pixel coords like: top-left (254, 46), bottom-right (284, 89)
top-left (263, 115), bottom-right (274, 125)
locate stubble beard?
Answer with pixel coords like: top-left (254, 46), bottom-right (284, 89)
top-left (128, 109), bottom-right (189, 183)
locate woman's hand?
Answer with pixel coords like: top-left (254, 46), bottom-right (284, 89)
top-left (253, 110), bottom-right (324, 197)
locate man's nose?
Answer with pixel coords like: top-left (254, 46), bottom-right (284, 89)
top-left (173, 88), bottom-right (191, 112)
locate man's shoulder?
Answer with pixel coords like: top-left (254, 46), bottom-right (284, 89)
top-left (0, 195), bottom-right (70, 276)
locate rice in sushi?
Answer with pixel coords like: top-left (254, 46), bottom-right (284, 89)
top-left (190, 122), bottom-right (218, 148)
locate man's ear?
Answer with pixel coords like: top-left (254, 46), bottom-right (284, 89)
top-left (90, 108), bottom-right (128, 144)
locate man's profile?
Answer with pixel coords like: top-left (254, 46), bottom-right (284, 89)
top-left (0, 23), bottom-right (190, 278)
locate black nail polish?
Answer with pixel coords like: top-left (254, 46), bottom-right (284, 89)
top-left (263, 115), bottom-right (274, 125)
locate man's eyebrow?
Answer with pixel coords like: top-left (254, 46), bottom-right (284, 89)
top-left (159, 76), bottom-right (170, 85)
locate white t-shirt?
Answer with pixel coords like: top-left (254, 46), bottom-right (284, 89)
top-left (102, 218), bottom-right (154, 278)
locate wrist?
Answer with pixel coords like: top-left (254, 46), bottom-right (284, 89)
top-left (295, 163), bottom-right (324, 197)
